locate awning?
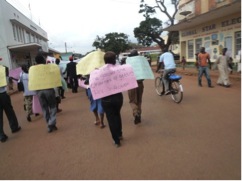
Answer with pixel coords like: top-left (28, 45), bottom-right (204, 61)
top-left (163, 1), bottom-right (241, 31)
top-left (8, 43), bottom-right (41, 52)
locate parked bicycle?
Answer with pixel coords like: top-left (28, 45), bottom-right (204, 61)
top-left (155, 69), bottom-right (183, 103)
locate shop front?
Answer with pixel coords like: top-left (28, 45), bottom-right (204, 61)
top-left (180, 13), bottom-right (241, 63)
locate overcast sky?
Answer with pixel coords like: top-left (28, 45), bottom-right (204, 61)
top-left (7, 0), bottom-right (170, 54)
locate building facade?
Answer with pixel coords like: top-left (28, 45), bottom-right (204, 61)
top-left (0, 0), bottom-right (56, 69)
top-left (165, 0), bottom-right (241, 63)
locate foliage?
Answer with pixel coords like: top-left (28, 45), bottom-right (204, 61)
top-left (134, 17), bottom-right (165, 48)
top-left (92, 32), bottom-right (131, 55)
top-left (134, 0), bottom-right (180, 50)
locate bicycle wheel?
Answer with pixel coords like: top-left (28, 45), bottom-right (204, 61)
top-left (155, 76), bottom-right (164, 96)
top-left (170, 81), bottom-right (183, 103)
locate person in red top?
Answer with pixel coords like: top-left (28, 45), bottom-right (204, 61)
top-left (197, 47), bottom-right (213, 88)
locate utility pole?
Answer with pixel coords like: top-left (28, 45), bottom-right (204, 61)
top-left (65, 42), bottom-right (67, 53)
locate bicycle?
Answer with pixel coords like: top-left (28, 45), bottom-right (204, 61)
top-left (155, 69), bottom-right (183, 103)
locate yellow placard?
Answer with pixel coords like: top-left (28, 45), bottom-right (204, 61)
top-left (76, 49), bottom-right (105, 75)
top-left (0, 66), bottom-right (7, 87)
top-left (28, 64), bottom-right (61, 91)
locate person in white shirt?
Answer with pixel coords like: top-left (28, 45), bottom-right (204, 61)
top-left (157, 48), bottom-right (176, 95)
top-left (55, 58), bottom-right (66, 99)
top-left (20, 64), bottom-right (38, 122)
top-left (214, 48), bottom-right (231, 87)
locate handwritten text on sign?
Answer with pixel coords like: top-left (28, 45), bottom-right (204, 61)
top-left (89, 64), bottom-right (138, 100)
top-left (126, 56), bottom-right (154, 80)
top-left (28, 64), bottom-right (61, 91)
top-left (0, 66), bottom-right (7, 87)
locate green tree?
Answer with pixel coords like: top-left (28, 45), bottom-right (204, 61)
top-left (134, 17), bottom-right (164, 48)
top-left (92, 32), bottom-right (131, 55)
top-left (134, 0), bottom-right (180, 50)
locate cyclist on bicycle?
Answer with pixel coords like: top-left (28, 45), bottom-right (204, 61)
top-left (156, 48), bottom-right (176, 95)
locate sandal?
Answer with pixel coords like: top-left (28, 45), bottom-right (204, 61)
top-left (100, 124), bottom-right (106, 129)
top-left (94, 121), bottom-right (100, 125)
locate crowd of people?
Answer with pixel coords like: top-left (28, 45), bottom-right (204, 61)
top-left (0, 46), bottom-right (236, 146)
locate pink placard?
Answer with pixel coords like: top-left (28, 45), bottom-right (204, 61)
top-left (9, 67), bottom-right (22, 80)
top-left (32, 95), bottom-right (42, 114)
top-left (89, 64), bottom-right (138, 100)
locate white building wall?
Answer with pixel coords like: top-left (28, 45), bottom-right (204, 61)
top-left (0, 0), bottom-right (49, 69)
top-left (0, 1), bottom-right (9, 68)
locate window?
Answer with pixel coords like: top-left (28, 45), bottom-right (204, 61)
top-left (235, 31), bottom-right (241, 56)
top-left (30, 34), bottom-right (34, 43)
top-left (22, 29), bottom-right (25, 43)
top-left (39, 38), bottom-right (42, 45)
top-left (204, 41), bottom-right (211, 57)
top-left (188, 40), bottom-right (194, 58)
top-left (19, 27), bottom-right (23, 42)
top-left (12, 24), bottom-right (16, 40)
top-left (225, 36), bottom-right (232, 57)
top-left (26, 32), bottom-right (31, 43)
top-left (32, 34), bottom-right (36, 42)
top-left (16, 25), bottom-right (20, 42)
top-left (36, 36), bottom-right (39, 44)
top-left (195, 39), bottom-right (202, 54)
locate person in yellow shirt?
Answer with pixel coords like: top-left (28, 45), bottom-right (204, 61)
top-left (197, 47), bottom-right (213, 88)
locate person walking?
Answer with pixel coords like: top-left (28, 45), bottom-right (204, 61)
top-left (101, 51), bottom-right (123, 147)
top-left (197, 47), bottom-right (213, 88)
top-left (84, 75), bottom-right (105, 128)
top-left (33, 54), bottom-right (58, 133)
top-left (20, 64), bottom-right (37, 122)
top-left (214, 48), bottom-right (231, 87)
top-left (55, 58), bottom-right (66, 99)
top-left (0, 65), bottom-right (21, 142)
top-left (181, 56), bottom-right (186, 70)
top-left (66, 56), bottom-right (78, 93)
top-left (126, 49), bottom-right (144, 125)
top-left (228, 57), bottom-right (233, 74)
top-left (194, 53), bottom-right (199, 70)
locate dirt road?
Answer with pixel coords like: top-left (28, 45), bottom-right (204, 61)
top-left (0, 69), bottom-right (240, 180)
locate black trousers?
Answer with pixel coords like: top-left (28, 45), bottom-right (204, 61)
top-left (69, 76), bottom-right (78, 93)
top-left (0, 92), bottom-right (19, 138)
top-left (102, 93), bottom-right (123, 144)
top-left (58, 86), bottom-right (65, 98)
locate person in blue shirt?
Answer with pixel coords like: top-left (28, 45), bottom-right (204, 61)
top-left (157, 48), bottom-right (176, 95)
